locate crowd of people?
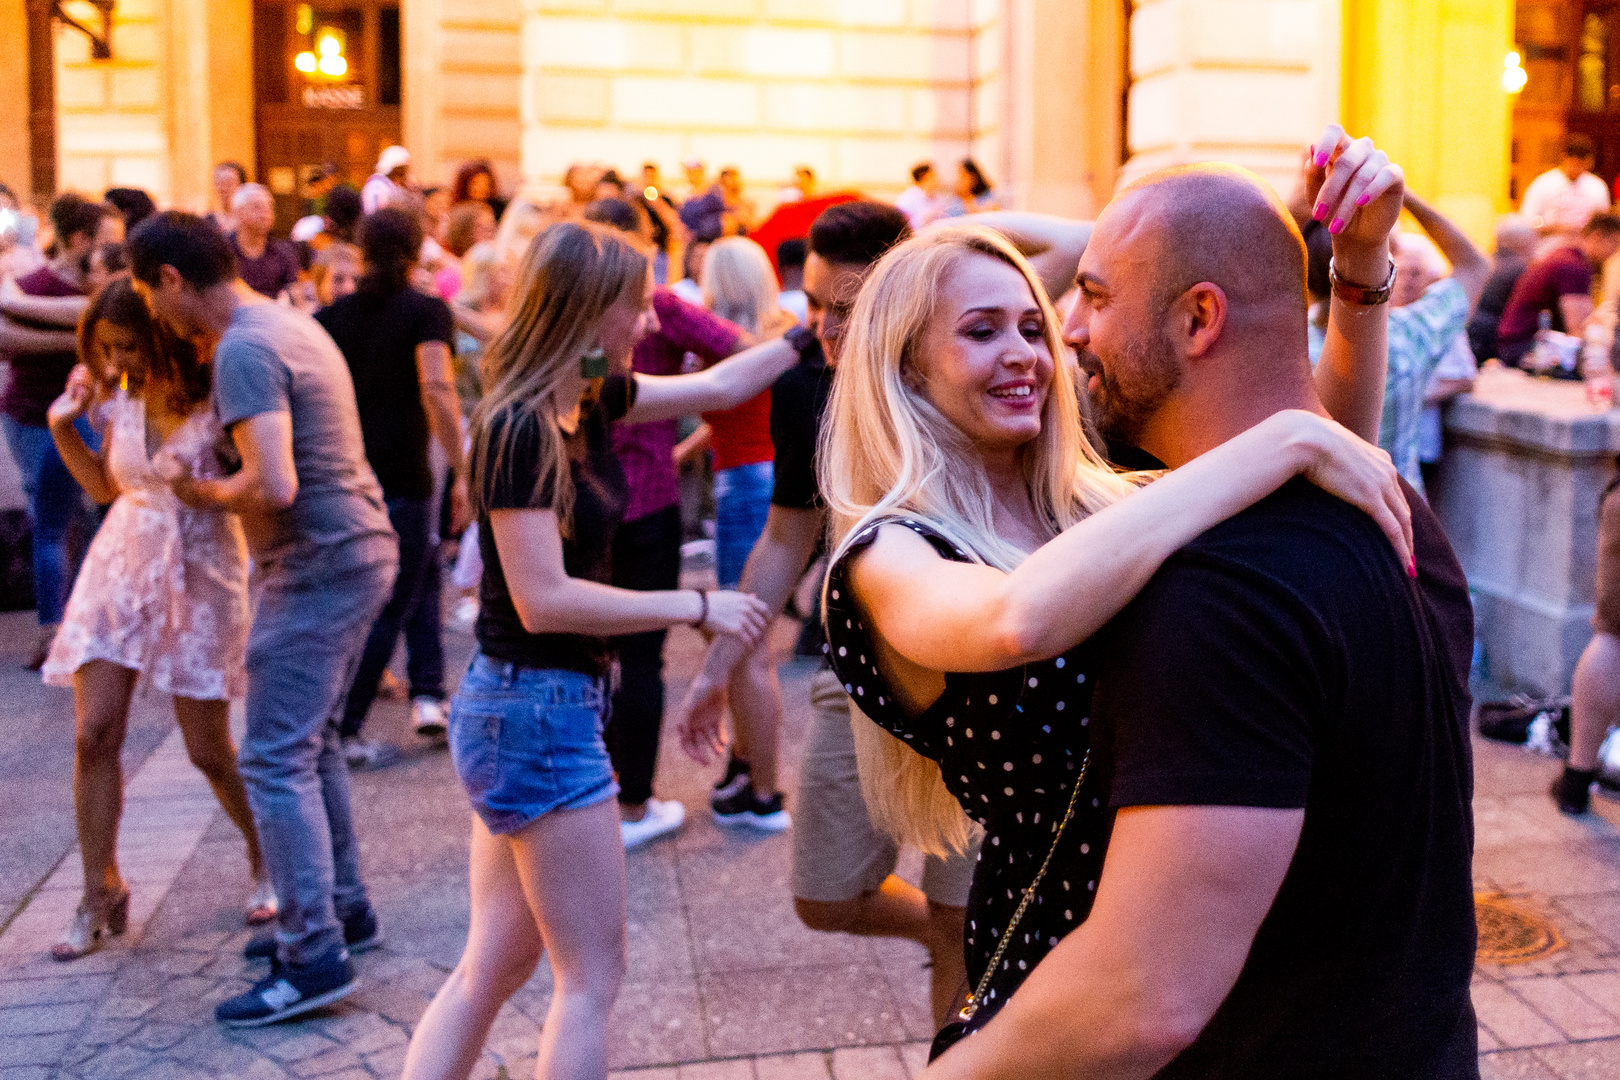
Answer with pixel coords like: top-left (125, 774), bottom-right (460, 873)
top-left (2, 119), bottom-right (1614, 1080)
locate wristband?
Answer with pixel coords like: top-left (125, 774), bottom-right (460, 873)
top-left (1328, 257), bottom-right (1397, 307)
top-left (690, 589), bottom-right (709, 628)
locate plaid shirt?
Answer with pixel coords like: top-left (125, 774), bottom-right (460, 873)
top-left (1384, 278), bottom-right (1469, 491)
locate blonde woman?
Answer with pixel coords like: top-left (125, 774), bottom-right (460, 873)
top-left (814, 161), bottom-right (1411, 1050)
top-left (697, 236), bottom-right (798, 588)
top-left (401, 221), bottom-right (803, 1080)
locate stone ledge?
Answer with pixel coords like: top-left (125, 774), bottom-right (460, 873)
top-left (1445, 367), bottom-right (1620, 460)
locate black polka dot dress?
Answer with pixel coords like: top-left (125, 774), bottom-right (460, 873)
top-left (824, 519), bottom-right (1109, 1036)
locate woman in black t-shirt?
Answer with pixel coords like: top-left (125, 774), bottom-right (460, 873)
top-left (815, 226), bottom-right (1414, 1054)
top-left (402, 222), bottom-right (800, 1080)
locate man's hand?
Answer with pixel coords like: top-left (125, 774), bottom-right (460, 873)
top-left (675, 672), bottom-right (730, 765)
top-left (1304, 124), bottom-right (1405, 284)
top-left (169, 465), bottom-right (227, 510)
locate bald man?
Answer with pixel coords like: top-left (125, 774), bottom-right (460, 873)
top-left (230, 184), bottom-right (301, 301)
top-left (926, 134), bottom-right (1479, 1079)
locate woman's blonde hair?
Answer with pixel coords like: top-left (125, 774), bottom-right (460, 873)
top-left (700, 236), bottom-right (778, 336)
top-left (818, 224), bottom-right (1132, 856)
top-left (470, 221), bottom-right (648, 534)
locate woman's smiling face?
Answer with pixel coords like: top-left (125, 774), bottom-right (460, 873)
top-left (913, 252), bottom-right (1053, 460)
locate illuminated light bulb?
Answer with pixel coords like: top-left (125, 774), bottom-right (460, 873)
top-left (318, 54), bottom-right (347, 77)
top-left (319, 35), bottom-right (341, 56)
top-left (1503, 50), bottom-right (1527, 94)
top-left (295, 51), bottom-right (316, 73)
top-left (644, 186), bottom-right (658, 200)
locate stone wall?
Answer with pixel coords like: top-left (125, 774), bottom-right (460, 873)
top-left (405, 0), bottom-right (525, 192)
top-left (517, 0), bottom-right (984, 201)
top-left (1433, 369), bottom-right (1620, 697)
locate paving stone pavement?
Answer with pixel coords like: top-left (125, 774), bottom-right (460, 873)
top-left (4, 599), bottom-right (1620, 1078)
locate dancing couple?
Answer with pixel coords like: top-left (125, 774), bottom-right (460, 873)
top-left (813, 127), bottom-right (1477, 1079)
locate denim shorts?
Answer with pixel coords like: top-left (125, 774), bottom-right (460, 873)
top-left (449, 653), bottom-right (618, 835)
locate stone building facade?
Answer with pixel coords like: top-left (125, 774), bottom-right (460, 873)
top-left (0, 1), bottom-right (1517, 238)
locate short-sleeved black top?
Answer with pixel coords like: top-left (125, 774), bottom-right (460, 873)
top-left (824, 518), bottom-right (1108, 1034)
top-left (315, 286), bottom-right (456, 500)
top-left (769, 340), bottom-right (831, 511)
top-left (474, 375), bottom-right (636, 676)
top-left (1092, 478), bottom-right (1478, 1079)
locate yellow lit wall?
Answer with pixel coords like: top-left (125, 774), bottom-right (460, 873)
top-left (518, 0), bottom-right (980, 201)
top-left (50, 0), bottom-right (254, 211)
top-left (1341, 0), bottom-right (1512, 246)
top-left (404, 0), bottom-right (525, 191)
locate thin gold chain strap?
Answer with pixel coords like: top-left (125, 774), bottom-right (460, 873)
top-left (958, 747), bottom-right (1092, 1023)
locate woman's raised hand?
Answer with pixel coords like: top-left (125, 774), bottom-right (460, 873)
top-left (702, 590), bottom-right (772, 649)
top-left (1275, 410), bottom-right (1415, 575)
top-left (46, 364), bottom-right (95, 432)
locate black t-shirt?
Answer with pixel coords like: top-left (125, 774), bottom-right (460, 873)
top-left (1091, 478), bottom-right (1478, 1080)
top-left (474, 375), bottom-right (636, 675)
top-left (316, 287), bottom-right (455, 500)
top-left (769, 340), bottom-right (831, 510)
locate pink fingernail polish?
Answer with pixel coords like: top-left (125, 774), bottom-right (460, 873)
top-left (1315, 152), bottom-right (1330, 168)
top-left (1328, 218), bottom-right (1344, 235)
top-left (1356, 193), bottom-right (1370, 206)
top-left (1408, 560), bottom-right (1417, 579)
top-left (1312, 203), bottom-right (1327, 222)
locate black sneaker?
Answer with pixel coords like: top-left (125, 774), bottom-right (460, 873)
top-left (244, 906), bottom-right (381, 961)
top-left (711, 754), bottom-right (751, 805)
top-left (215, 945), bottom-right (357, 1027)
top-left (1552, 769), bottom-right (1594, 816)
top-left (712, 785), bottom-right (791, 832)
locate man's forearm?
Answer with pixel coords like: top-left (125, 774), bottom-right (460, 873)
top-left (1, 291), bottom-right (87, 327)
top-left (0, 315), bottom-right (76, 353)
top-left (695, 508), bottom-right (820, 687)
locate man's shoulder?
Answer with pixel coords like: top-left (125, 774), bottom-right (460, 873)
top-left (1168, 480), bottom-right (1375, 580)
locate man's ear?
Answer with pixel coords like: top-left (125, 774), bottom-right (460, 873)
top-left (1175, 282), bottom-right (1227, 360)
top-left (158, 264), bottom-right (184, 294)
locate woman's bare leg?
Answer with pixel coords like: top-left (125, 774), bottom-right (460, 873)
top-left (402, 814), bottom-right (545, 1080)
top-left (510, 797), bottom-right (627, 1080)
top-left (173, 696), bottom-right (266, 879)
top-left (71, 661), bottom-right (138, 899)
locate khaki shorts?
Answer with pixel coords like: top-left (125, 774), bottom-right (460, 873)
top-left (1597, 482), bottom-right (1620, 637)
top-left (791, 666), bottom-right (979, 906)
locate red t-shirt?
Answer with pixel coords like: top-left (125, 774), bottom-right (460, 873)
top-left (703, 389), bottom-right (774, 472)
top-left (0, 265), bottom-right (85, 428)
top-left (1497, 244), bottom-right (1593, 348)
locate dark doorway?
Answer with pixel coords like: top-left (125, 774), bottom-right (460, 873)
top-left (252, 0), bottom-right (401, 233)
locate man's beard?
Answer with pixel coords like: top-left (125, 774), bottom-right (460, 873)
top-left (1083, 330), bottom-right (1182, 446)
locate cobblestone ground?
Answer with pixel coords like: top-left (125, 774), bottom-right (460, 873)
top-left (3, 599), bottom-right (1620, 1079)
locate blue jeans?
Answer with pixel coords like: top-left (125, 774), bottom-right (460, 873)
top-left (342, 496), bottom-right (438, 735)
top-left (238, 557), bottom-right (395, 966)
top-left (449, 653), bottom-right (617, 835)
top-left (713, 460), bottom-right (774, 588)
top-left (2, 415), bottom-right (97, 625)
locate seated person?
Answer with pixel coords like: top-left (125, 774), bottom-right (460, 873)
top-left (1466, 214), bottom-right (1538, 363)
top-left (1496, 213), bottom-right (1620, 368)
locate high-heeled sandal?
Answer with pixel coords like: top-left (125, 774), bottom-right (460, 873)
top-left (51, 887), bottom-right (130, 962)
top-left (245, 878), bottom-right (278, 926)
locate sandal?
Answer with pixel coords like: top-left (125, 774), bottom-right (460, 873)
top-left (52, 886), bottom-right (130, 962)
top-left (245, 878), bottom-right (278, 926)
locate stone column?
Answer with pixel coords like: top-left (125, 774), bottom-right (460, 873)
top-left (0, 0), bottom-right (29, 199)
top-left (1120, 0), bottom-right (1342, 198)
top-left (164, 0), bottom-right (255, 212)
top-left (996, 0), bottom-right (1128, 218)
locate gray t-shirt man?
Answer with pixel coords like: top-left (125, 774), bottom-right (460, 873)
top-left (213, 303), bottom-right (395, 577)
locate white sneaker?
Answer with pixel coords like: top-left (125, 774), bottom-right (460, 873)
top-left (342, 736), bottom-right (398, 770)
top-left (412, 697), bottom-right (448, 739)
top-left (621, 798), bottom-right (686, 849)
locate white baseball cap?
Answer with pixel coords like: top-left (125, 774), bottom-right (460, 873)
top-left (377, 145), bottom-right (411, 175)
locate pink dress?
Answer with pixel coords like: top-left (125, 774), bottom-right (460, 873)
top-left (43, 391), bottom-right (250, 700)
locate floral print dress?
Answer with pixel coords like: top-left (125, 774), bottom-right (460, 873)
top-left (43, 390), bottom-right (250, 700)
